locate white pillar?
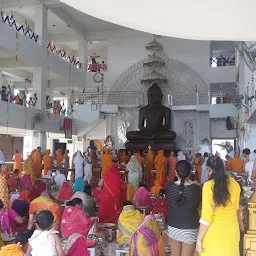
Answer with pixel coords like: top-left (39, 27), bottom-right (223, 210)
top-left (79, 39), bottom-right (88, 89)
top-left (32, 4), bottom-right (48, 149)
top-left (32, 132), bottom-right (46, 151)
top-left (0, 70), bottom-right (2, 100)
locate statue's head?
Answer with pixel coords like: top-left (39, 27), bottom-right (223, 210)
top-left (147, 83), bottom-right (163, 105)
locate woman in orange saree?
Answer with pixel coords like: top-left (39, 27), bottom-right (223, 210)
top-left (12, 150), bottom-right (23, 177)
top-left (32, 149), bottom-right (42, 179)
top-left (43, 150), bottom-right (52, 176)
top-left (154, 150), bottom-right (166, 186)
top-left (168, 151), bottom-right (177, 182)
top-left (101, 149), bottom-right (112, 176)
top-left (56, 149), bottom-right (63, 168)
top-left (98, 164), bottom-right (127, 223)
top-left (145, 150), bottom-right (154, 183)
top-left (134, 152), bottom-right (143, 166)
top-left (28, 196), bottom-right (62, 230)
top-left (194, 153), bottom-right (203, 183)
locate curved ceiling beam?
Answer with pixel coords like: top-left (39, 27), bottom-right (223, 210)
top-left (59, 0), bottom-right (256, 41)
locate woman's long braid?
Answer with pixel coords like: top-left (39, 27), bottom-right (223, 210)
top-left (176, 175), bottom-right (186, 206)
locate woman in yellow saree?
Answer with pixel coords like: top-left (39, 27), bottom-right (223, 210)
top-left (117, 201), bottom-right (144, 245)
top-left (24, 154), bottom-right (36, 185)
top-left (129, 215), bottom-right (165, 256)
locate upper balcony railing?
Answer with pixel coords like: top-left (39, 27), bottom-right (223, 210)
top-left (0, 86), bottom-right (73, 117)
top-left (70, 90), bottom-right (144, 107)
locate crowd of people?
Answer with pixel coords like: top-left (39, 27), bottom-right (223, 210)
top-left (0, 146), bottom-right (251, 255)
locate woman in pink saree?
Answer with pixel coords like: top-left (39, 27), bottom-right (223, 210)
top-left (168, 151), bottom-right (177, 182)
top-left (134, 184), bottom-right (152, 212)
top-left (98, 164), bottom-right (127, 223)
top-left (64, 234), bottom-right (90, 256)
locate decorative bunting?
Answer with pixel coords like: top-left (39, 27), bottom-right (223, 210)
top-left (47, 42), bottom-right (82, 68)
top-left (1, 11), bottom-right (39, 42)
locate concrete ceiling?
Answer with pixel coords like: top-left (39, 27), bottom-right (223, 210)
top-left (59, 0), bottom-right (256, 41)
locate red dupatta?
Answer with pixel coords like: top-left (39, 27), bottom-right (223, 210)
top-left (98, 164), bottom-right (126, 223)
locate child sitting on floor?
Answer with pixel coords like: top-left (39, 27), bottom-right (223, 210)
top-left (0, 229), bottom-right (33, 255)
top-left (26, 210), bottom-right (64, 256)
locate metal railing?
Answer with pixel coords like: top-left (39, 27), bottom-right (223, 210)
top-left (70, 90), bottom-right (144, 106)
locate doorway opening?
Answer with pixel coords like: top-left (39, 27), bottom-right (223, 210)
top-left (212, 139), bottom-right (235, 160)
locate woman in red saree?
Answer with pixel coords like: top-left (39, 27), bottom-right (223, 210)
top-left (98, 164), bottom-right (127, 223)
top-left (58, 182), bottom-right (74, 201)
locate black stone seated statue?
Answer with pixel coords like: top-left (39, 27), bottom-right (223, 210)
top-left (125, 83), bottom-right (176, 150)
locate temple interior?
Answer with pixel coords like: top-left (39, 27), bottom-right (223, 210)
top-left (0, 1), bottom-right (256, 255)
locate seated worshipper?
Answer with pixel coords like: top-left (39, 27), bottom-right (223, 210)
top-left (127, 156), bottom-right (143, 202)
top-left (129, 215), bottom-right (165, 256)
top-left (117, 200), bottom-right (144, 245)
top-left (73, 177), bottom-right (85, 193)
top-left (177, 151), bottom-right (186, 162)
top-left (101, 149), bottom-right (112, 176)
top-left (20, 174), bottom-right (33, 191)
top-left (43, 170), bottom-right (54, 185)
top-left (98, 163), bottom-right (127, 223)
top-left (84, 152), bottom-right (92, 184)
top-left (0, 199), bottom-right (26, 234)
top-left (92, 186), bottom-right (102, 206)
top-left (64, 233), bottom-right (90, 256)
top-left (225, 155), bottom-right (233, 171)
top-left (6, 169), bottom-right (19, 190)
top-left (134, 184), bottom-right (152, 212)
top-left (30, 182), bottom-right (47, 201)
top-left (11, 190), bottom-right (30, 217)
top-left (154, 150), bottom-right (166, 186)
top-left (74, 151), bottom-right (84, 180)
top-left (232, 154), bottom-right (244, 172)
top-left (28, 196), bottom-right (62, 230)
top-left (54, 170), bottom-right (66, 187)
top-left (152, 189), bottom-right (168, 221)
top-left (0, 229), bottom-right (33, 255)
top-left (58, 181), bottom-right (74, 201)
top-left (151, 179), bottom-right (163, 195)
top-left (71, 183), bottom-right (96, 216)
top-left (26, 210), bottom-right (64, 256)
top-left (60, 198), bottom-right (94, 239)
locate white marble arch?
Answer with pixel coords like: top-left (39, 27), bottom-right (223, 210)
top-left (107, 57), bottom-right (209, 149)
